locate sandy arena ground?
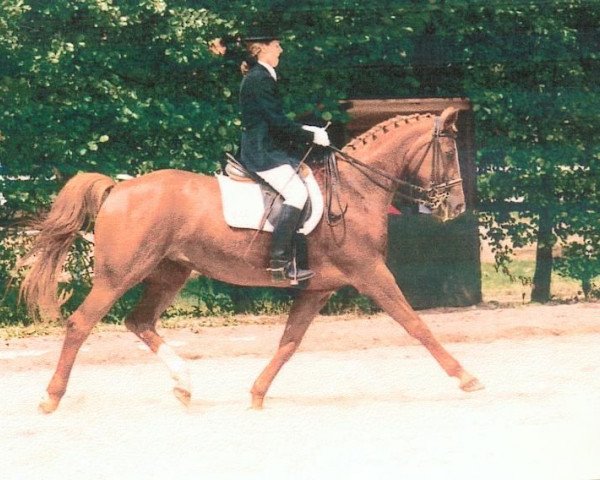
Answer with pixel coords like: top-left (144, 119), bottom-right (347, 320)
top-left (1, 303), bottom-right (599, 480)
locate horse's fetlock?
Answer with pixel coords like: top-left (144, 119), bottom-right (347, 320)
top-left (124, 319), bottom-right (141, 333)
top-left (46, 387), bottom-right (65, 399)
top-left (124, 324), bottom-right (136, 334)
top-left (251, 383), bottom-right (266, 398)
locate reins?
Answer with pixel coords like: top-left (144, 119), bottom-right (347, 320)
top-left (323, 152), bottom-right (347, 226)
top-left (328, 116), bottom-right (463, 211)
top-left (242, 114), bottom-right (463, 248)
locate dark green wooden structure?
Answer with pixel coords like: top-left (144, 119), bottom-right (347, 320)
top-left (344, 98), bottom-right (481, 309)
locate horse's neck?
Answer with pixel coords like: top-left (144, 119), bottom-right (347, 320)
top-left (339, 122), bottom-right (424, 210)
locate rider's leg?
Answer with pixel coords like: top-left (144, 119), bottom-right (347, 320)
top-left (256, 164), bottom-right (314, 281)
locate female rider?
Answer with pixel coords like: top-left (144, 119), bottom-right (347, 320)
top-left (239, 34), bottom-right (330, 282)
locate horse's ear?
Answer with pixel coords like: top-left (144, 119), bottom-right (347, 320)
top-left (440, 107), bottom-right (459, 131)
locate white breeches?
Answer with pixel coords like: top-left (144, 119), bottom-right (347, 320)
top-left (256, 164), bottom-right (309, 209)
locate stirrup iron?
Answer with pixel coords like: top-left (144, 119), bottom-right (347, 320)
top-left (267, 260), bottom-right (314, 284)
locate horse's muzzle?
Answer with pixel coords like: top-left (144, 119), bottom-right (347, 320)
top-left (431, 201), bottom-right (465, 223)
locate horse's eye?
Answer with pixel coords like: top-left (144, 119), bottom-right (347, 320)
top-left (445, 151), bottom-right (454, 162)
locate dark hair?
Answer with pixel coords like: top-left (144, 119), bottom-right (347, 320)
top-left (240, 41), bottom-right (266, 75)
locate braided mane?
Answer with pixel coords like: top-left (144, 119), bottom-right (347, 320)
top-left (345, 113), bottom-right (434, 151)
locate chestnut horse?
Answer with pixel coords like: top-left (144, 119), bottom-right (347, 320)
top-left (21, 106), bottom-right (483, 413)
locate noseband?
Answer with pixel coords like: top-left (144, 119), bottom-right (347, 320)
top-left (331, 116), bottom-right (463, 211)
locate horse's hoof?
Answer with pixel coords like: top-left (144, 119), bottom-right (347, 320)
top-left (39, 393), bottom-right (60, 414)
top-left (251, 395), bottom-right (264, 410)
top-left (173, 387), bottom-right (191, 407)
top-left (460, 377), bottom-right (485, 392)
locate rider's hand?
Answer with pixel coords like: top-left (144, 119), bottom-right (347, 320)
top-left (302, 125), bottom-right (330, 147)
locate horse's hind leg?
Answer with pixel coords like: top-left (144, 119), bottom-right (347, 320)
top-left (251, 289), bottom-right (333, 409)
top-left (40, 281), bottom-right (122, 413)
top-left (355, 262), bottom-right (484, 392)
top-left (124, 260), bottom-right (192, 406)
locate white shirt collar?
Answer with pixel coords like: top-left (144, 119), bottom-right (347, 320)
top-left (258, 61), bottom-right (277, 81)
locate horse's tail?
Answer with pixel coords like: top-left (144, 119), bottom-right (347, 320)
top-left (19, 173), bottom-right (116, 320)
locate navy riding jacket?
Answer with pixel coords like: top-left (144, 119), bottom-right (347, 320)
top-left (239, 63), bottom-right (312, 172)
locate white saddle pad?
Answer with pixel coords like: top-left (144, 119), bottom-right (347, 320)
top-left (216, 169), bottom-right (324, 235)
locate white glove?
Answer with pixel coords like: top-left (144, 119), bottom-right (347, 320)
top-left (302, 125), bottom-right (330, 147)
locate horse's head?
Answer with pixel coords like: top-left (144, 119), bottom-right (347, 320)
top-left (403, 107), bottom-right (465, 222)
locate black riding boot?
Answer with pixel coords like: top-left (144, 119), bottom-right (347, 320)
top-left (268, 204), bottom-right (315, 282)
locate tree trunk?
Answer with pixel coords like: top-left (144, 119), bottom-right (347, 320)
top-left (582, 277), bottom-right (592, 300)
top-left (531, 206), bottom-right (554, 303)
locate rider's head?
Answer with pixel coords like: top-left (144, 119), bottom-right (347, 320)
top-left (241, 32), bottom-right (282, 75)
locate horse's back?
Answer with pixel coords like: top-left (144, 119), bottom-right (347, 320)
top-left (101, 169), bottom-right (216, 213)
top-left (95, 169), bottom-right (222, 244)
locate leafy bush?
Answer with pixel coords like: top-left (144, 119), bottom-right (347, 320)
top-left (322, 287), bottom-right (377, 315)
top-left (170, 278), bottom-right (375, 319)
top-left (555, 241), bottom-right (600, 300)
top-left (0, 229), bottom-right (31, 325)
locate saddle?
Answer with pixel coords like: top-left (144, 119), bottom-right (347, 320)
top-left (223, 155), bottom-right (312, 230)
top-left (216, 155), bottom-right (324, 236)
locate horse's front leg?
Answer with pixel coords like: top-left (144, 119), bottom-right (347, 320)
top-left (250, 289), bottom-right (333, 409)
top-left (355, 262), bottom-right (484, 392)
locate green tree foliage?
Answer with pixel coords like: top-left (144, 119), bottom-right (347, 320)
top-left (0, 1), bottom-right (597, 323)
top-left (0, 0), bottom-right (239, 219)
top-left (464, 1), bottom-right (599, 301)
top-left (555, 240), bottom-right (600, 299)
top-left (0, 1), bottom-right (242, 322)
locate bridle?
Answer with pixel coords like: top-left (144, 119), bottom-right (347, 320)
top-left (330, 116), bottom-right (463, 212)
